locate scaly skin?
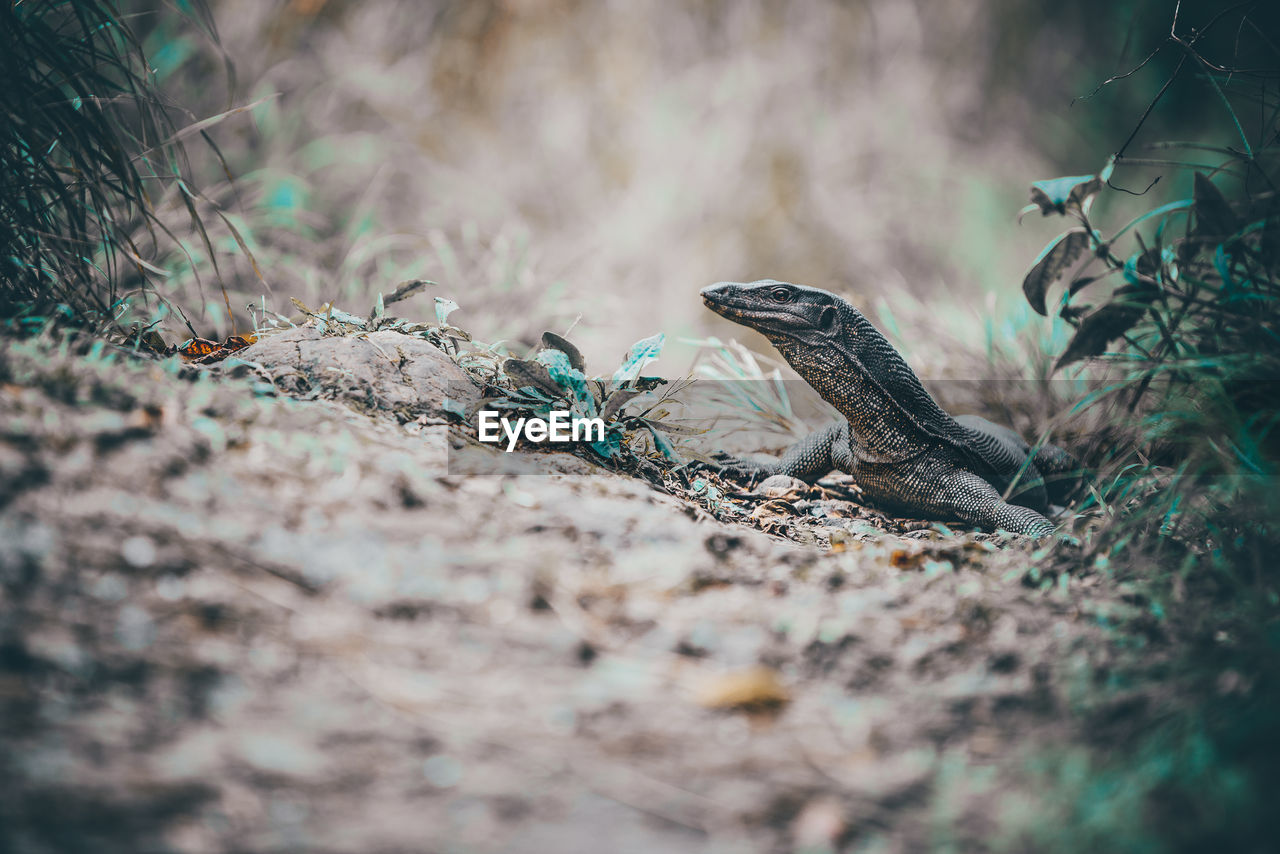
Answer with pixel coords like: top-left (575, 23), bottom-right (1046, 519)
top-left (701, 280), bottom-right (1083, 537)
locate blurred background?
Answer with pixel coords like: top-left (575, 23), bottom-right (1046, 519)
top-left (127, 0), bottom-right (1270, 376)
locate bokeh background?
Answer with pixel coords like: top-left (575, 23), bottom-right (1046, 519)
top-left (131, 0), bottom-right (1268, 377)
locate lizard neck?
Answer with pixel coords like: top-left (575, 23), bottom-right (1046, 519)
top-left (763, 301), bottom-right (968, 463)
top-left (762, 332), bottom-right (926, 460)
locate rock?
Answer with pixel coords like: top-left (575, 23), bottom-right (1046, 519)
top-left (792, 796), bottom-right (846, 850)
top-left (234, 327), bottom-right (478, 419)
top-left (758, 474), bottom-right (808, 498)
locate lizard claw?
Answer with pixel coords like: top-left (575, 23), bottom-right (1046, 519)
top-left (711, 454), bottom-right (776, 488)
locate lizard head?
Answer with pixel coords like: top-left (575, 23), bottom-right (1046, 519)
top-left (701, 279), bottom-right (972, 465)
top-left (700, 280), bottom-right (843, 344)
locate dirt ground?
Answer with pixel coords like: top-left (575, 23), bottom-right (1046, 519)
top-left (0, 328), bottom-right (1164, 853)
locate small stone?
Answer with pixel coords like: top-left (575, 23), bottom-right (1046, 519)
top-left (423, 754), bottom-right (464, 788)
top-left (759, 474), bottom-right (807, 498)
top-left (121, 535), bottom-right (157, 568)
top-left (234, 326), bottom-right (479, 417)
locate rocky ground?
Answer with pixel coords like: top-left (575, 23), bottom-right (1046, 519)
top-left (0, 326), bottom-right (1165, 853)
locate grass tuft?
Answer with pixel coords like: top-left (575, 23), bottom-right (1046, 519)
top-left (0, 0), bottom-right (243, 333)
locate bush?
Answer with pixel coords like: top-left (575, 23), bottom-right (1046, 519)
top-left (1018, 4), bottom-right (1280, 582)
top-left (1016, 9), bottom-right (1280, 848)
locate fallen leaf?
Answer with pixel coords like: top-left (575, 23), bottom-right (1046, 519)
top-left (752, 499), bottom-right (800, 518)
top-left (131, 405), bottom-right (165, 431)
top-left (180, 333), bottom-right (260, 364)
top-left (889, 546), bottom-right (926, 569)
top-left (504, 358), bottom-right (564, 398)
top-left (697, 667), bottom-right (790, 712)
top-left (140, 330), bottom-right (169, 354)
top-left (178, 338), bottom-right (220, 361)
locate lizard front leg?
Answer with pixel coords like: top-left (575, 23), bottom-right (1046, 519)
top-left (940, 469), bottom-right (1056, 538)
top-left (716, 422), bottom-right (848, 486)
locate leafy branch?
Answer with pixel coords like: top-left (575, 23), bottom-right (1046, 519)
top-left (1017, 1), bottom-right (1280, 555)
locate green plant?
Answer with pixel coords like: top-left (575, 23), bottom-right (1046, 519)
top-left (244, 280), bottom-right (702, 473)
top-left (0, 0), bottom-right (250, 331)
top-left (483, 329), bottom-right (704, 467)
top-left (1016, 1), bottom-right (1280, 572)
top-left (1013, 12), bottom-right (1280, 847)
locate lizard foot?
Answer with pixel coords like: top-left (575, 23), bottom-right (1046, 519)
top-left (709, 452), bottom-right (777, 488)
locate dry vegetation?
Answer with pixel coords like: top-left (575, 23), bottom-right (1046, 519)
top-left (124, 0), bottom-right (1089, 373)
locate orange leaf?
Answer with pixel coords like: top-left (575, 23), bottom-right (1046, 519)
top-left (179, 338), bottom-right (220, 361)
top-left (696, 667), bottom-right (790, 712)
top-left (224, 333), bottom-right (257, 352)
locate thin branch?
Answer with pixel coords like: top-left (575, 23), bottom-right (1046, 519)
top-left (1074, 45), bottom-right (1165, 104)
top-left (1111, 157), bottom-right (1248, 177)
top-left (1106, 174), bottom-right (1162, 196)
top-left (1116, 53), bottom-right (1188, 159)
top-left (1169, 3), bottom-right (1280, 77)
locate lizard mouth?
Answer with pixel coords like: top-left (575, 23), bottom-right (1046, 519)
top-left (700, 281), bottom-right (828, 336)
top-left (703, 298), bottom-right (776, 324)
top-left (703, 294), bottom-right (804, 329)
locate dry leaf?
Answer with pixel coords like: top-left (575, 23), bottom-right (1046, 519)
top-left (178, 338), bottom-right (220, 361)
top-left (697, 667), bottom-right (790, 712)
top-left (889, 546), bottom-right (926, 569)
top-left (180, 333), bottom-right (259, 364)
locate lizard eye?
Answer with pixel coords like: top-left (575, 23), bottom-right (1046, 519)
top-left (770, 287), bottom-right (792, 303)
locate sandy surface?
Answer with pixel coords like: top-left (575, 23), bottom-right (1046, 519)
top-left (0, 331), bottom-right (1156, 853)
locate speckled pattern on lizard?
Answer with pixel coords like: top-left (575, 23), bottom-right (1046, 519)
top-left (701, 279), bottom-right (1083, 538)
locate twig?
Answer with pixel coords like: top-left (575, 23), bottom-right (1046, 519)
top-left (1073, 45), bottom-right (1165, 104)
top-left (1115, 53), bottom-right (1188, 160)
top-left (1106, 174), bottom-right (1162, 197)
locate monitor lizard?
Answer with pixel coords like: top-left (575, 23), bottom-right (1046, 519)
top-left (701, 279), bottom-right (1082, 537)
